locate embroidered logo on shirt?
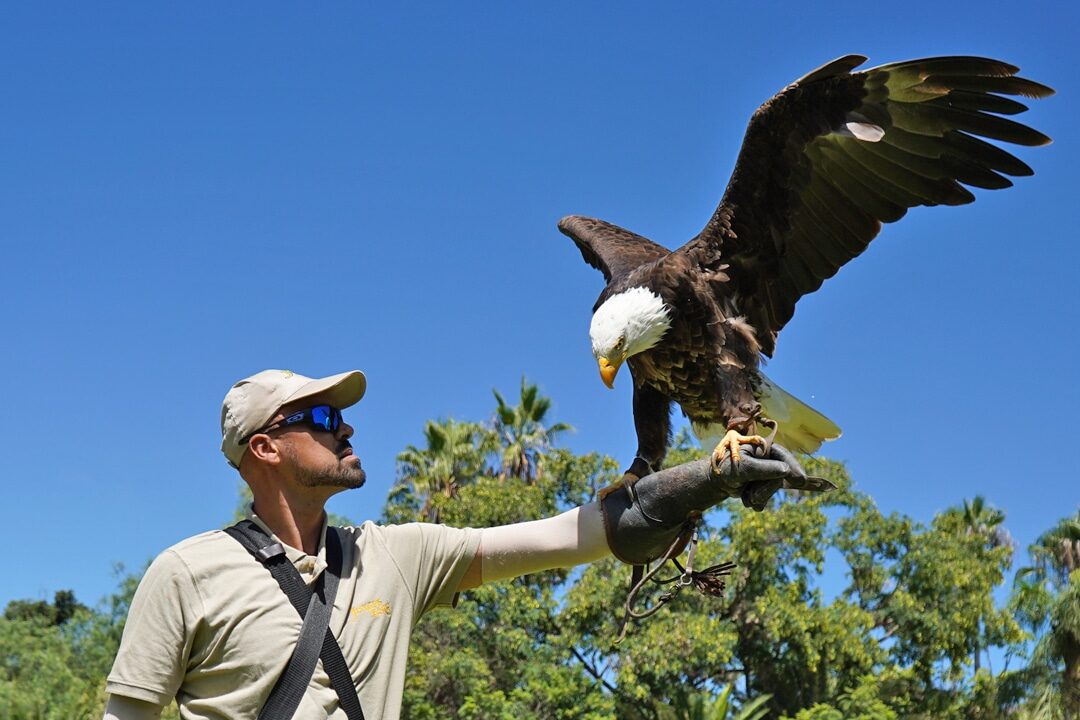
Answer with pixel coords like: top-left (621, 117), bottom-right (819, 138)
top-left (350, 600), bottom-right (391, 620)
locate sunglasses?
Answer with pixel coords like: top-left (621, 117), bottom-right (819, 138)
top-left (241, 405), bottom-right (344, 445)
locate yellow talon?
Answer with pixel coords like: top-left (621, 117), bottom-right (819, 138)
top-left (712, 429), bottom-right (767, 466)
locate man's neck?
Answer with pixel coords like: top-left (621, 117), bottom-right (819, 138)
top-left (251, 492), bottom-right (328, 555)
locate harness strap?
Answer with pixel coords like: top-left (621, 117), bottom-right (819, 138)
top-left (225, 519), bottom-right (365, 720)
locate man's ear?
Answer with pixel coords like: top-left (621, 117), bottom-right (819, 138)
top-left (247, 434), bottom-right (283, 466)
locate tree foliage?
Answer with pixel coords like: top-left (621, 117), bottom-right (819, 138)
top-left (492, 376), bottom-right (573, 483)
top-left (1009, 514), bottom-right (1080, 716)
top-left (390, 418), bottom-right (498, 524)
top-left (0, 571), bottom-right (179, 720)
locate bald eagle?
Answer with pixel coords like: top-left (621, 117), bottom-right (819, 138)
top-left (560, 55), bottom-right (1052, 478)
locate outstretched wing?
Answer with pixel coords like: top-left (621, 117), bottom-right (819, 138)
top-left (558, 215), bottom-right (671, 283)
top-left (678, 55), bottom-right (1053, 356)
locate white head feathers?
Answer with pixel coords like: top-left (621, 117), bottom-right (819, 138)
top-left (590, 287), bottom-right (672, 361)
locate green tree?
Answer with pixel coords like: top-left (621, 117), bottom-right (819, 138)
top-left (3, 589), bottom-right (86, 626)
top-left (785, 674), bottom-right (897, 719)
top-left (672, 685), bottom-right (772, 720)
top-left (0, 612), bottom-right (102, 719)
top-left (492, 377), bottom-right (572, 483)
top-left (389, 418), bottom-right (497, 523)
top-left (955, 496), bottom-right (1011, 673)
top-left (0, 564), bottom-right (185, 720)
top-left (962, 495), bottom-right (1010, 550)
top-left (0, 578), bottom-right (163, 720)
top-left (1012, 513), bottom-right (1080, 716)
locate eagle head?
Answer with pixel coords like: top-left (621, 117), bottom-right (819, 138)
top-left (589, 287), bottom-right (672, 388)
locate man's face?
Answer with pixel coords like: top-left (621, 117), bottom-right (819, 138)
top-left (267, 400), bottom-right (366, 490)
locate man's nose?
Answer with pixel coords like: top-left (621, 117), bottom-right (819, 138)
top-left (337, 421), bottom-right (354, 441)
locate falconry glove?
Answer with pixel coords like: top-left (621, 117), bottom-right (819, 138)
top-left (600, 442), bottom-right (831, 565)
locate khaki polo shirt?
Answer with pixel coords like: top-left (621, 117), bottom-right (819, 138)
top-left (106, 512), bottom-right (480, 720)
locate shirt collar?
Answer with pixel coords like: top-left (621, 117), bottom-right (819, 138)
top-left (246, 505), bottom-right (329, 583)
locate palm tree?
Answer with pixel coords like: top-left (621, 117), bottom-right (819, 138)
top-left (1014, 514), bottom-right (1080, 715)
top-left (1028, 518), bottom-right (1080, 583)
top-left (491, 378), bottom-right (572, 483)
top-left (676, 686), bottom-right (771, 720)
top-left (963, 495), bottom-right (1012, 551)
top-left (960, 495), bottom-right (1011, 672)
top-left (394, 419), bottom-right (494, 523)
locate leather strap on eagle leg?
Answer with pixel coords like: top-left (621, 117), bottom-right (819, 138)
top-left (614, 519), bottom-right (737, 643)
top-left (614, 563), bottom-right (645, 644)
top-left (757, 415), bottom-right (778, 450)
top-left (614, 521), bottom-right (695, 644)
top-left (748, 405), bottom-right (779, 450)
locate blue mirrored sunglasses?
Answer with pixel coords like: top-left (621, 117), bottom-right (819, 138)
top-left (241, 405), bottom-right (343, 445)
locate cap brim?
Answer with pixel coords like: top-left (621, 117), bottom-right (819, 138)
top-left (283, 370), bottom-right (367, 412)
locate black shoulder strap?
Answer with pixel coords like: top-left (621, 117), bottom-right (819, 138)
top-left (225, 519), bottom-right (365, 720)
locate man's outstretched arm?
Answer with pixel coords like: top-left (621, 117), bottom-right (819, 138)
top-left (459, 501), bottom-right (609, 589)
top-left (459, 443), bottom-right (824, 589)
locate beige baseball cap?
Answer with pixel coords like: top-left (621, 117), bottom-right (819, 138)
top-left (220, 369), bottom-right (367, 468)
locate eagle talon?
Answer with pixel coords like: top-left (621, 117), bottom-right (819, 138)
top-left (711, 429), bottom-right (768, 468)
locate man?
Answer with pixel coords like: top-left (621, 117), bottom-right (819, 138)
top-left (104, 368), bottom-right (812, 720)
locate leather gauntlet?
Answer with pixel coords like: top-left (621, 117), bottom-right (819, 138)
top-left (599, 443), bottom-right (831, 565)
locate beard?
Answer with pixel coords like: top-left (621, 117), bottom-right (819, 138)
top-left (284, 444), bottom-right (367, 490)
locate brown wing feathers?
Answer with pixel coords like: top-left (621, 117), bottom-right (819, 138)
top-left (556, 55), bottom-right (1050, 360)
top-left (557, 215), bottom-right (671, 283)
top-left (692, 55), bottom-right (1051, 356)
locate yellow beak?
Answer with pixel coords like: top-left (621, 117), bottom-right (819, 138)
top-left (598, 357), bottom-right (621, 389)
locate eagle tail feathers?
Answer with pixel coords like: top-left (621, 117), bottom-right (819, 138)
top-left (758, 374), bottom-right (841, 454)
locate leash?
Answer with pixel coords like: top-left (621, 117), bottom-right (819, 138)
top-left (615, 518), bottom-right (736, 643)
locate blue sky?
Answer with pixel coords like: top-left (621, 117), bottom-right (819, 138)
top-left (1, 2), bottom-right (1076, 611)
